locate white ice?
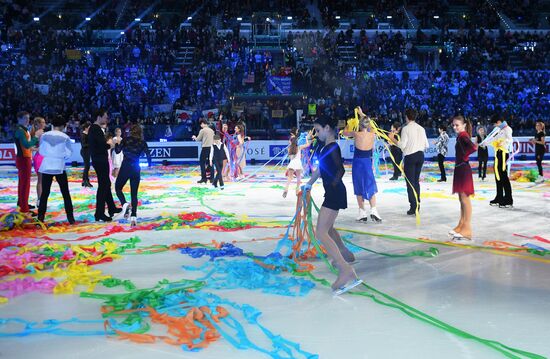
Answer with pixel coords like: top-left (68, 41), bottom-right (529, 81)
top-left (0, 163), bottom-right (549, 359)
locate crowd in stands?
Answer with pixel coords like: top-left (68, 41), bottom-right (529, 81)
top-left (1, 1), bottom-right (549, 142)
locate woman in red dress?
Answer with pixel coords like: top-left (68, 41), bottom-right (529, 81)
top-left (449, 116), bottom-right (477, 242)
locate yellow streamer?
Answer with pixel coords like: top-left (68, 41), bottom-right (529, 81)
top-left (491, 139), bottom-right (508, 182)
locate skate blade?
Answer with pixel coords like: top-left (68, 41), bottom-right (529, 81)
top-left (370, 215), bottom-right (382, 223)
top-left (333, 279), bottom-right (363, 296)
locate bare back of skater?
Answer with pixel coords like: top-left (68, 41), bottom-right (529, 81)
top-left (342, 107), bottom-right (382, 223)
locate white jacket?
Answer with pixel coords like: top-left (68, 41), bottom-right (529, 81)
top-left (39, 130), bottom-right (72, 175)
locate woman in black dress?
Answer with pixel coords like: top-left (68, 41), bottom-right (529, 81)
top-left (530, 121), bottom-right (546, 181)
top-left (303, 116), bottom-right (362, 296)
top-left (476, 126), bottom-right (489, 180)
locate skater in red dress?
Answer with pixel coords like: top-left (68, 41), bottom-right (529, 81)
top-left (450, 116), bottom-right (477, 242)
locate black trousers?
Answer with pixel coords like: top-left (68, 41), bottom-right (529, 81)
top-left (403, 151), bottom-right (424, 209)
top-left (92, 160), bottom-right (116, 217)
top-left (199, 147), bottom-right (213, 182)
top-left (478, 148), bottom-right (488, 178)
top-left (115, 161), bottom-right (140, 217)
top-left (212, 160), bottom-right (224, 187)
top-left (38, 171), bottom-right (74, 220)
top-left (81, 149), bottom-right (91, 182)
top-left (437, 153), bottom-right (446, 180)
top-left (390, 145), bottom-right (402, 178)
top-left (536, 152), bottom-right (544, 177)
top-left (494, 150), bottom-right (513, 203)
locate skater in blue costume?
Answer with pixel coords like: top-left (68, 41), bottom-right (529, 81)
top-left (342, 107), bottom-right (382, 223)
top-left (303, 115), bottom-right (362, 296)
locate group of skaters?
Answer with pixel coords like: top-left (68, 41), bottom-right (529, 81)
top-left (192, 117), bottom-right (251, 188)
top-left (14, 109), bottom-right (151, 226)
top-left (12, 106), bottom-right (547, 295)
top-left (277, 108), bottom-right (546, 295)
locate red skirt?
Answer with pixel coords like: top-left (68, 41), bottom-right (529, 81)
top-left (452, 162), bottom-right (475, 196)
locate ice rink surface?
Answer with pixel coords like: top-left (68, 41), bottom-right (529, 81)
top-left (0, 161), bottom-right (549, 359)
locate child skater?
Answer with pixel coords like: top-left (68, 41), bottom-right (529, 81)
top-left (530, 121), bottom-right (546, 182)
top-left (283, 128), bottom-right (310, 198)
top-left (449, 116), bottom-right (477, 242)
top-left (37, 115), bottom-right (75, 224)
top-left (209, 134), bottom-right (230, 189)
top-left (114, 124), bottom-right (152, 227)
top-left (31, 117), bottom-right (46, 208)
top-left (303, 115), bottom-right (362, 296)
top-left (342, 108), bottom-right (382, 222)
top-left (476, 126), bottom-right (489, 180)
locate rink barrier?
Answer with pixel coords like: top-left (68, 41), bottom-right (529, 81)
top-left (0, 137), bottom-right (547, 165)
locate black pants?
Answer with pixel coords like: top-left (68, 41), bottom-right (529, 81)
top-left (212, 160), bottom-right (224, 187)
top-left (390, 145), bottom-right (402, 178)
top-left (478, 148), bottom-right (488, 178)
top-left (38, 171), bottom-right (74, 220)
top-left (81, 149), bottom-right (91, 182)
top-left (115, 161), bottom-right (140, 217)
top-left (92, 160), bottom-right (116, 217)
top-left (199, 147), bottom-right (213, 182)
top-left (437, 153), bottom-right (446, 181)
top-left (494, 150), bottom-right (513, 204)
top-left (403, 151), bottom-right (424, 209)
top-left (536, 152), bottom-right (544, 177)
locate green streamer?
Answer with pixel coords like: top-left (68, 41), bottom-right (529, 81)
top-left (302, 194), bottom-right (544, 359)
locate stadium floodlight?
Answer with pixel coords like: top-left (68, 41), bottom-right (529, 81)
top-left (135, 18), bottom-right (141, 22)
top-left (335, 16), bottom-right (341, 19)
top-left (237, 17), bottom-right (242, 21)
top-left (33, 17), bottom-right (39, 22)
top-left (433, 15), bottom-right (439, 19)
top-left (287, 16), bottom-right (292, 20)
top-left (85, 17), bottom-right (91, 21)
top-left (187, 16), bottom-right (192, 20)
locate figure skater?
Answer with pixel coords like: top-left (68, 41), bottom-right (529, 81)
top-left (475, 126), bottom-right (488, 180)
top-left (449, 116), bottom-right (477, 242)
top-left (114, 124), bottom-right (152, 226)
top-left (235, 124), bottom-right (250, 179)
top-left (530, 121), bottom-right (546, 182)
top-left (388, 122), bottom-right (403, 180)
top-left (434, 124), bottom-right (449, 182)
top-left (111, 127), bottom-right (124, 178)
top-left (342, 108), bottom-right (382, 222)
top-left (31, 117), bottom-right (46, 208)
top-left (209, 134), bottom-right (230, 189)
top-left (37, 115), bottom-right (75, 224)
top-left (283, 128), bottom-right (310, 198)
top-left (80, 121), bottom-right (93, 187)
top-left (303, 115), bottom-right (362, 296)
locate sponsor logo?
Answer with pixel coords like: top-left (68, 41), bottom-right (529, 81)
top-left (269, 145), bottom-right (288, 157)
top-left (246, 147), bottom-right (266, 156)
top-left (149, 148), bottom-right (172, 158)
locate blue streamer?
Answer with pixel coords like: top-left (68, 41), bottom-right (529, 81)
top-left (182, 258), bottom-right (315, 297)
